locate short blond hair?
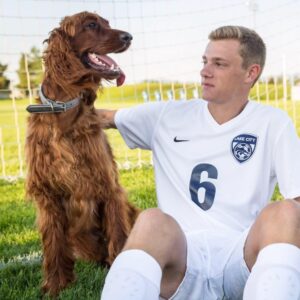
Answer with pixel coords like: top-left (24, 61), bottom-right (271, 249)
top-left (209, 26), bottom-right (266, 82)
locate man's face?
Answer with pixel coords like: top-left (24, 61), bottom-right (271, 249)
top-left (200, 39), bottom-right (249, 103)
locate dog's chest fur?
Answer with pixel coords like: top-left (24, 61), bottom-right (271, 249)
top-left (26, 110), bottom-right (117, 200)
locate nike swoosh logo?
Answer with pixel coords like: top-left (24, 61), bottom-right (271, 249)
top-left (173, 136), bottom-right (189, 142)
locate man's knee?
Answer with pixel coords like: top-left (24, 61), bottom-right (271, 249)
top-left (256, 199), bottom-right (300, 246)
top-left (126, 208), bottom-right (184, 244)
top-left (261, 199), bottom-right (300, 228)
top-left (123, 208), bottom-right (186, 266)
top-left (133, 208), bottom-right (170, 234)
top-left (245, 199), bottom-right (300, 270)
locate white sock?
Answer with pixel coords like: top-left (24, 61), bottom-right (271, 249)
top-left (243, 243), bottom-right (300, 300)
top-left (101, 249), bottom-right (162, 300)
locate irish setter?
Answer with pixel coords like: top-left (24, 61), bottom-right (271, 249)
top-left (25, 11), bottom-right (139, 296)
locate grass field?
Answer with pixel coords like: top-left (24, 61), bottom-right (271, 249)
top-left (0, 82), bottom-right (299, 299)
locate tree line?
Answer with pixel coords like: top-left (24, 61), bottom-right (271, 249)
top-left (0, 46), bottom-right (43, 90)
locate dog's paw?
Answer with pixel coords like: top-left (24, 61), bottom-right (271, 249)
top-left (42, 272), bottom-right (76, 297)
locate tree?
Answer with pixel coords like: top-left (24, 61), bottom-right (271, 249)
top-left (293, 74), bottom-right (300, 85)
top-left (0, 62), bottom-right (10, 89)
top-left (17, 46), bottom-right (43, 89)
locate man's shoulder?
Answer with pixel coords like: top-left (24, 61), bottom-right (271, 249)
top-left (250, 100), bottom-right (290, 122)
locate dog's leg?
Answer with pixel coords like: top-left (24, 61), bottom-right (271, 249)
top-left (70, 226), bottom-right (108, 264)
top-left (37, 199), bottom-right (75, 296)
top-left (103, 187), bottom-right (139, 265)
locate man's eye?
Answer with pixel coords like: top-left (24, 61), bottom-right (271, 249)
top-left (87, 22), bottom-right (97, 29)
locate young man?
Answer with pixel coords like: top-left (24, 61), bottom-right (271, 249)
top-left (99, 26), bottom-right (300, 300)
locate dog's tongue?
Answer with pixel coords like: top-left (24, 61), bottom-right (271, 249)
top-left (116, 72), bottom-right (125, 86)
top-left (88, 53), bottom-right (125, 86)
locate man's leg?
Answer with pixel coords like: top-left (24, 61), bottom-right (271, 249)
top-left (243, 199), bottom-right (300, 299)
top-left (101, 208), bottom-right (187, 300)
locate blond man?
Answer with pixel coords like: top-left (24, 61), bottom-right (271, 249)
top-left (100, 26), bottom-right (300, 300)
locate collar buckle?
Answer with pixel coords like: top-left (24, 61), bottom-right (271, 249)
top-left (55, 101), bottom-right (67, 112)
top-left (26, 85), bottom-right (81, 114)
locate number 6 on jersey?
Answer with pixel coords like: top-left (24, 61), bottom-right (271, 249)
top-left (189, 163), bottom-right (218, 211)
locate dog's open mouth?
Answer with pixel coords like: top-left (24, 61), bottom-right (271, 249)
top-left (85, 53), bottom-right (125, 86)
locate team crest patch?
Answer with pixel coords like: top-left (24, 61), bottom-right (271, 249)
top-left (231, 134), bottom-right (257, 163)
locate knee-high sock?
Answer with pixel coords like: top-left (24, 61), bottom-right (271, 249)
top-left (101, 249), bottom-right (162, 300)
top-left (243, 243), bottom-right (300, 300)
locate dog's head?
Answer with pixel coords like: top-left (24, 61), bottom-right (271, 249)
top-left (43, 11), bottom-right (132, 94)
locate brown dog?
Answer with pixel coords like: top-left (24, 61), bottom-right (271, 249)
top-left (25, 11), bottom-right (139, 296)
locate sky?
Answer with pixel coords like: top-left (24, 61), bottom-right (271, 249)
top-left (0, 0), bottom-right (300, 86)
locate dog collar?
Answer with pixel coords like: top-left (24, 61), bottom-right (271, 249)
top-left (26, 85), bottom-right (81, 114)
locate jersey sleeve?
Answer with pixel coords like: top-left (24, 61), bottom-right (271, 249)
top-left (115, 101), bottom-right (167, 150)
top-left (273, 119), bottom-right (300, 199)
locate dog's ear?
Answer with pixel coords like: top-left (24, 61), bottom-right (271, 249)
top-left (44, 28), bottom-right (72, 54)
top-left (60, 16), bottom-right (76, 37)
top-left (43, 28), bottom-right (86, 96)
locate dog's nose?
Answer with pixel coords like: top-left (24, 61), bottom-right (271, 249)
top-left (120, 32), bottom-right (133, 43)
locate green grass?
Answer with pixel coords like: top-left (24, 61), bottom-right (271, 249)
top-left (0, 167), bottom-right (156, 300)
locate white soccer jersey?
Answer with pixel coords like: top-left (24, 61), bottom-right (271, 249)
top-left (115, 99), bottom-right (300, 234)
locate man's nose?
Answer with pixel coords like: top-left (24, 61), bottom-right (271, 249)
top-left (200, 64), bottom-right (212, 78)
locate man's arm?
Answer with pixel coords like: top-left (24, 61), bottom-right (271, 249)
top-left (96, 109), bottom-right (117, 129)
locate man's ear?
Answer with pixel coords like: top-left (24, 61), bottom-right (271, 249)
top-left (245, 64), bottom-right (261, 85)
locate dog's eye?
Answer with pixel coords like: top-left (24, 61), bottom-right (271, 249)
top-left (87, 22), bottom-right (97, 29)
